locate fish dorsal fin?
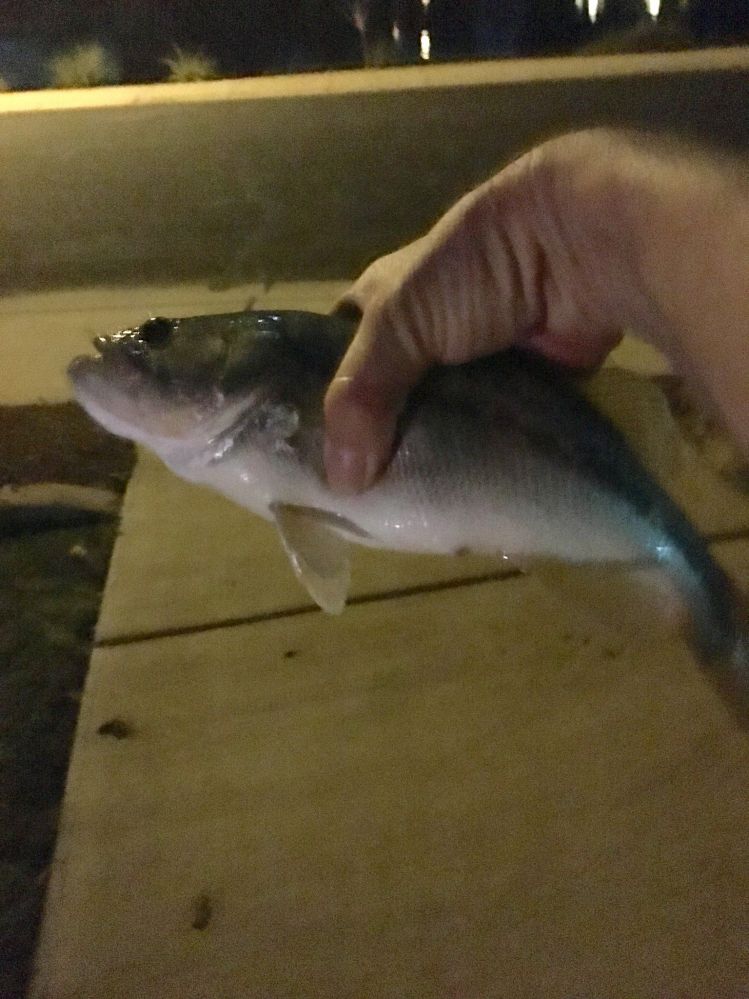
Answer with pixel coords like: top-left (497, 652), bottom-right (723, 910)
top-left (271, 502), bottom-right (350, 614)
top-left (582, 366), bottom-right (680, 481)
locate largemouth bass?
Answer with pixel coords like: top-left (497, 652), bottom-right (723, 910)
top-left (68, 310), bottom-right (748, 705)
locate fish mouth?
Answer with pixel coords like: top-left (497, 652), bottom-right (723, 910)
top-left (72, 330), bottom-right (148, 384)
top-left (68, 337), bottom-right (252, 455)
top-left (68, 341), bottom-right (205, 445)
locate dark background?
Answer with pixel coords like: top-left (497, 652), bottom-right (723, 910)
top-left (0, 0), bottom-right (747, 88)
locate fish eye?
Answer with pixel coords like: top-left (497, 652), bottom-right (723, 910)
top-left (139, 316), bottom-right (173, 349)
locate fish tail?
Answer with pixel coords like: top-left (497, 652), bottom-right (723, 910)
top-left (722, 599), bottom-right (749, 714)
top-left (675, 547), bottom-right (749, 718)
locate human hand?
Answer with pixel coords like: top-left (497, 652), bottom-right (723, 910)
top-left (323, 132), bottom-right (631, 493)
top-left (324, 128), bottom-right (749, 492)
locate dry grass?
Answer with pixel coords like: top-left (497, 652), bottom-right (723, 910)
top-left (47, 43), bottom-right (120, 89)
top-left (162, 46), bottom-right (219, 83)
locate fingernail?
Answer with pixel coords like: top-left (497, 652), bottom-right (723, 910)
top-left (324, 440), bottom-right (378, 493)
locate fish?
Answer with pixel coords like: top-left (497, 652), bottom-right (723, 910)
top-left (68, 309), bottom-right (748, 708)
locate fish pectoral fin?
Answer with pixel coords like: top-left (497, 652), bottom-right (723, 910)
top-left (271, 502), bottom-right (351, 614)
top-left (583, 365), bottom-right (680, 483)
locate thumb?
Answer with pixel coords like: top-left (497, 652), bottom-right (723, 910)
top-left (324, 302), bottom-right (429, 493)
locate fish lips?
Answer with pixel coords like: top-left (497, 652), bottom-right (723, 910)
top-left (68, 348), bottom-right (207, 445)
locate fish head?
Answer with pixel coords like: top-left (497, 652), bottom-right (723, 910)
top-left (68, 310), bottom-right (353, 464)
